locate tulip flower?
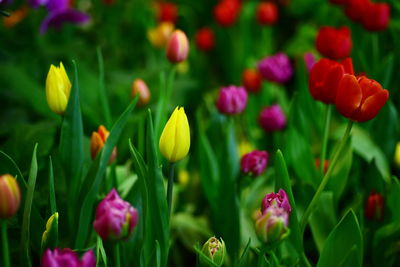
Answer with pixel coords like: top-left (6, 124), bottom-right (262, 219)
top-left (216, 85), bottom-right (248, 115)
top-left (200, 237), bottom-right (226, 267)
top-left (41, 213), bottom-right (59, 251)
top-left (316, 26), bottom-right (352, 60)
top-left (166, 29), bottom-right (189, 63)
top-left (258, 104), bottom-right (286, 132)
top-left (41, 248), bottom-right (96, 267)
top-left (93, 189), bottom-right (138, 241)
top-left (345, 0), bottom-right (370, 23)
top-left (240, 150), bottom-right (269, 176)
top-left (213, 0), bottom-right (241, 27)
top-left (335, 74), bottom-right (389, 122)
top-left (365, 192), bottom-right (384, 220)
top-left (159, 106), bottom-right (191, 162)
top-left (257, 52), bottom-right (293, 84)
top-left (3, 6), bottom-right (28, 28)
top-left (255, 205), bottom-right (290, 244)
top-left (157, 2), bottom-right (178, 23)
top-left (261, 189), bottom-right (292, 214)
top-left (195, 27), bottom-right (215, 52)
top-left (256, 2), bottom-right (278, 25)
top-left (90, 125), bottom-right (117, 163)
top-left (131, 79), bottom-right (151, 107)
top-left (242, 69), bottom-right (262, 93)
top-left (0, 174), bottom-right (21, 219)
top-left (361, 2), bottom-right (390, 31)
top-left (45, 62), bottom-right (71, 115)
top-left (147, 22), bottom-right (174, 48)
top-left (309, 58), bottom-right (354, 104)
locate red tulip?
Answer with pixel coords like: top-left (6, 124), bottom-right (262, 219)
top-left (214, 0), bottom-right (241, 27)
top-left (329, 0), bottom-right (348, 5)
top-left (345, 0), bottom-right (370, 23)
top-left (365, 192), bottom-right (384, 220)
top-left (157, 2), bottom-right (178, 24)
top-left (256, 2), bottom-right (278, 25)
top-left (316, 26), bottom-right (352, 59)
top-left (335, 75), bottom-right (389, 122)
top-left (309, 58), bottom-right (354, 104)
top-left (361, 2), bottom-right (390, 31)
top-left (242, 69), bottom-right (262, 93)
top-left (195, 27), bottom-right (215, 52)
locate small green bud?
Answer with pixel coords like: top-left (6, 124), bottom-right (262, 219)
top-left (200, 237), bottom-right (226, 267)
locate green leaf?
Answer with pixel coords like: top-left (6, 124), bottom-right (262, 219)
top-left (48, 157), bottom-right (57, 215)
top-left (20, 144), bottom-right (38, 267)
top-left (194, 245), bottom-right (219, 267)
top-left (41, 212), bottom-right (59, 253)
top-left (317, 210), bottom-right (363, 267)
top-left (75, 97), bottom-right (138, 248)
top-left (237, 238), bottom-right (251, 267)
top-left (274, 150), bottom-right (303, 257)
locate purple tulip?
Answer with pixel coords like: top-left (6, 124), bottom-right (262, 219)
top-left (261, 189), bottom-right (291, 214)
top-left (257, 52), bottom-right (293, 83)
top-left (41, 248), bottom-right (96, 267)
top-left (240, 150), bottom-right (269, 176)
top-left (304, 52), bottom-right (316, 72)
top-left (255, 205), bottom-right (290, 244)
top-left (93, 189), bottom-right (138, 241)
top-left (258, 104), bottom-right (286, 132)
top-left (216, 85), bottom-right (248, 115)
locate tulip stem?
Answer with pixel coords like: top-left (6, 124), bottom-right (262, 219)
top-left (114, 243), bottom-right (121, 267)
top-left (320, 105), bottom-right (332, 174)
top-left (1, 220), bottom-right (10, 267)
top-left (300, 120), bottom-right (353, 234)
top-left (167, 163), bottom-right (176, 218)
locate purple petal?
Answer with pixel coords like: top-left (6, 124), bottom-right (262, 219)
top-left (80, 250), bottom-right (96, 267)
top-left (40, 9), bottom-right (90, 34)
top-left (46, 0), bottom-right (69, 13)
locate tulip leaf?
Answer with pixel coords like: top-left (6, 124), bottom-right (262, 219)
top-left (274, 150), bottom-right (303, 259)
top-left (59, 61), bottom-right (84, 205)
top-left (237, 238), bottom-right (252, 267)
top-left (317, 210), bottom-right (363, 267)
top-left (75, 97), bottom-right (138, 248)
top-left (20, 143), bottom-right (38, 267)
top-left (96, 236), bottom-right (108, 267)
top-left (48, 156), bottom-right (57, 215)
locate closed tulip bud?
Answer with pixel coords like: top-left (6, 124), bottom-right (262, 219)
top-left (132, 79), bottom-right (151, 107)
top-left (147, 22), bottom-right (174, 48)
top-left (309, 58), bottom-right (354, 104)
top-left (159, 106), bottom-right (191, 162)
top-left (41, 213), bottom-right (59, 251)
top-left (241, 150), bottom-right (269, 176)
top-left (157, 2), bottom-right (178, 24)
top-left (256, 2), bottom-right (278, 25)
top-left (46, 62), bottom-right (71, 115)
top-left (216, 85), bottom-right (248, 115)
top-left (257, 52), bottom-right (293, 84)
top-left (316, 26), bottom-right (352, 60)
top-left (335, 74), bottom-right (389, 122)
top-left (365, 192), bottom-right (384, 220)
top-left (195, 27), bottom-right (215, 52)
top-left (0, 174), bottom-right (21, 219)
top-left (258, 104), bottom-right (286, 132)
top-left (261, 189), bottom-right (292, 214)
top-left (362, 2), bottom-right (390, 32)
top-left (93, 189), bottom-right (138, 241)
top-left (90, 125), bottom-right (117, 163)
top-left (200, 237), bottom-right (226, 267)
top-left (166, 29), bottom-right (189, 63)
top-left (41, 248), bottom-right (96, 267)
top-left (213, 0), bottom-right (241, 27)
top-left (255, 205), bottom-right (290, 244)
top-left (242, 69), bottom-right (262, 93)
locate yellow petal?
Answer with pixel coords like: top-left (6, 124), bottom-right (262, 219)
top-left (46, 64), bottom-right (69, 114)
top-left (59, 62), bottom-right (71, 99)
top-left (159, 107), bottom-right (179, 161)
top-left (171, 107), bottom-right (190, 161)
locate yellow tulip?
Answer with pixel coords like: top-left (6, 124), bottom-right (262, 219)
top-left (394, 142), bottom-right (400, 167)
top-left (46, 62), bottom-right (71, 115)
top-left (147, 22), bottom-right (175, 48)
top-left (159, 106), bottom-right (190, 162)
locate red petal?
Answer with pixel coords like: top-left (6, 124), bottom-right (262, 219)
top-left (323, 64), bottom-right (344, 103)
top-left (341, 58), bottom-right (354, 75)
top-left (356, 89), bottom-right (389, 122)
top-left (335, 74), bottom-right (362, 117)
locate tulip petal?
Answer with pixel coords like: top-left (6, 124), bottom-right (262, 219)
top-left (335, 74), bottom-right (362, 117)
top-left (356, 89), bottom-right (389, 122)
top-left (171, 107), bottom-right (190, 161)
top-left (159, 107), bottom-right (179, 161)
top-left (323, 64), bottom-right (344, 103)
top-left (46, 65), bottom-right (69, 114)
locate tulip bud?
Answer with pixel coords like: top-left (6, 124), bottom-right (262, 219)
top-left (261, 189), bottom-right (292, 214)
top-left (41, 213), bottom-right (59, 251)
top-left (216, 85), bottom-right (248, 115)
top-left (255, 205), bottom-right (290, 244)
top-left (90, 125), bottom-right (117, 163)
top-left (166, 29), bottom-right (189, 63)
top-left (361, 2), bottom-right (390, 32)
top-left (394, 142), bottom-right (400, 167)
top-left (159, 106), bottom-right (191, 162)
top-left (0, 174), bottom-right (21, 219)
top-left (365, 191), bottom-right (384, 220)
top-left (258, 104), bottom-right (286, 132)
top-left (195, 27), bottom-right (215, 52)
top-left (242, 69), bottom-right (262, 93)
top-left (157, 2), bottom-right (178, 24)
top-left (241, 150), bottom-right (269, 176)
top-left (256, 2), bottom-right (278, 25)
top-left (257, 52), bottom-right (293, 84)
top-left (147, 22), bottom-right (174, 48)
top-left (200, 237), bottom-right (226, 267)
top-left (316, 26), bottom-right (352, 60)
top-left (132, 79), bottom-right (151, 107)
top-left (93, 189), bottom-right (138, 241)
top-left (46, 62), bottom-right (71, 115)
top-left (213, 0), bottom-right (241, 27)
top-left (41, 248), bottom-right (96, 267)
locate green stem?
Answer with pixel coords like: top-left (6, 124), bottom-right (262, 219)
top-left (114, 243), bottom-right (121, 267)
top-left (320, 105), bottom-right (332, 174)
top-left (300, 121), bottom-right (353, 233)
top-left (2, 221), bottom-right (10, 267)
top-left (167, 163), bottom-right (176, 218)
